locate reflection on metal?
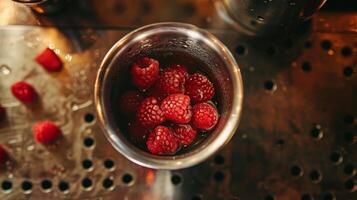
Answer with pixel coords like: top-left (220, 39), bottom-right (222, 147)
top-left (0, 0), bottom-right (356, 199)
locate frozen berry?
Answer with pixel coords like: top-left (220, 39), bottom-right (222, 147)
top-left (119, 91), bottom-right (143, 116)
top-left (35, 47), bottom-right (63, 71)
top-left (0, 105), bottom-right (5, 122)
top-left (173, 124), bottom-right (197, 146)
top-left (0, 145), bottom-right (8, 166)
top-left (146, 125), bottom-right (179, 155)
top-left (192, 102), bottom-right (218, 130)
top-left (11, 81), bottom-right (37, 104)
top-left (131, 57), bottom-right (160, 90)
top-left (185, 73), bottom-right (215, 103)
top-left (160, 94), bottom-right (192, 124)
top-left (155, 65), bottom-right (187, 96)
top-left (137, 97), bottom-right (165, 128)
top-left (32, 121), bottom-right (62, 145)
top-left (128, 121), bottom-right (150, 143)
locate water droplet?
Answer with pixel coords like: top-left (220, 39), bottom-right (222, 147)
top-left (0, 64), bottom-right (11, 75)
top-left (72, 104), bottom-right (79, 111)
top-left (257, 16), bottom-right (264, 21)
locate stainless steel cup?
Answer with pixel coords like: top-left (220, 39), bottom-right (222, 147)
top-left (219, 0), bottom-right (327, 36)
top-left (94, 22), bottom-right (243, 169)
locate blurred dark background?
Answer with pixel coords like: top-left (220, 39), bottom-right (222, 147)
top-left (322, 0), bottom-right (357, 11)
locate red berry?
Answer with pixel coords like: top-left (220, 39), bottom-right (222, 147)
top-left (146, 125), bottom-right (179, 155)
top-left (35, 47), bottom-right (63, 72)
top-left (160, 94), bottom-right (192, 124)
top-left (0, 105), bottom-right (5, 122)
top-left (119, 91), bottom-right (143, 116)
top-left (131, 57), bottom-right (160, 90)
top-left (185, 73), bottom-right (215, 103)
top-left (173, 124), bottom-right (197, 146)
top-left (167, 64), bottom-right (188, 79)
top-left (192, 102), bottom-right (218, 130)
top-left (32, 121), bottom-right (62, 145)
top-left (128, 121), bottom-right (150, 143)
top-left (0, 145), bottom-right (8, 166)
top-left (11, 81), bottom-right (37, 103)
top-left (155, 65), bottom-right (187, 96)
top-left (137, 97), bottom-right (165, 128)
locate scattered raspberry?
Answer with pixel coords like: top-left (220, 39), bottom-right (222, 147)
top-left (173, 124), bottom-right (197, 145)
top-left (155, 65), bottom-right (187, 96)
top-left (137, 97), bottom-right (165, 128)
top-left (11, 81), bottom-right (37, 104)
top-left (128, 121), bottom-right (150, 144)
top-left (32, 121), bottom-right (62, 145)
top-left (0, 145), bottom-right (8, 166)
top-left (131, 57), bottom-right (160, 90)
top-left (0, 105), bottom-right (5, 122)
top-left (35, 47), bottom-right (63, 72)
top-left (146, 125), bottom-right (179, 155)
top-left (192, 102), bottom-right (218, 130)
top-left (160, 94), bottom-right (192, 124)
top-left (119, 91), bottom-right (143, 116)
top-left (185, 73), bottom-right (215, 103)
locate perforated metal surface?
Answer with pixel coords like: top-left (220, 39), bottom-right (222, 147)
top-left (0, 0), bottom-right (356, 200)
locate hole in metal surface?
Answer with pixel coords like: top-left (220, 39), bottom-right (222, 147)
top-left (41, 179), bottom-right (52, 192)
top-left (321, 40), bottom-right (332, 50)
top-left (310, 125), bottom-right (323, 139)
top-left (213, 171), bottom-right (225, 182)
top-left (330, 151), bottom-right (343, 165)
top-left (122, 173), bottom-right (133, 185)
top-left (265, 46), bottom-right (276, 55)
top-left (344, 163), bottom-right (356, 176)
top-left (104, 159), bottom-right (115, 170)
top-left (301, 61), bottom-right (312, 72)
top-left (264, 80), bottom-right (277, 91)
top-left (58, 181), bottom-right (70, 193)
top-left (343, 67), bottom-right (354, 77)
top-left (82, 159), bottom-right (93, 170)
top-left (171, 174), bottom-right (182, 185)
top-left (309, 170), bottom-right (322, 183)
top-left (84, 113), bottom-right (95, 123)
top-left (83, 137), bottom-right (95, 148)
top-left (305, 41), bottom-right (312, 49)
top-left (344, 179), bottom-right (355, 191)
top-left (21, 180), bottom-right (32, 194)
top-left (341, 46), bottom-right (352, 57)
top-left (235, 45), bottom-right (246, 56)
top-left (191, 194), bottom-right (203, 200)
top-left (301, 193), bottom-right (314, 200)
top-left (290, 165), bottom-right (303, 177)
top-left (344, 131), bottom-right (355, 143)
top-left (103, 177), bottom-right (114, 190)
top-left (265, 194), bottom-right (275, 200)
top-left (344, 114), bottom-right (354, 124)
top-left (214, 154), bottom-right (225, 165)
top-left (82, 178), bottom-right (93, 190)
top-left (1, 180), bottom-right (12, 193)
top-left (323, 192), bottom-right (336, 200)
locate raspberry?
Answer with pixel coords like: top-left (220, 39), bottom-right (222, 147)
top-left (167, 64), bottom-right (188, 79)
top-left (173, 124), bottom-right (197, 146)
top-left (11, 81), bottom-right (37, 104)
top-left (35, 47), bottom-right (63, 72)
top-left (32, 121), bottom-right (62, 145)
top-left (128, 121), bottom-right (150, 144)
top-left (0, 145), bottom-right (8, 166)
top-left (0, 105), bottom-right (5, 122)
top-left (192, 102), bottom-right (218, 130)
top-left (185, 73), bottom-right (215, 103)
top-left (160, 94), bottom-right (192, 124)
top-left (155, 65), bottom-right (187, 96)
top-left (137, 97), bottom-right (165, 128)
top-left (146, 125), bottom-right (179, 155)
top-left (119, 91), bottom-right (143, 116)
top-left (131, 57), bottom-right (160, 90)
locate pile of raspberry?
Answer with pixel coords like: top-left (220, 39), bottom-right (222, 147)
top-left (119, 57), bottom-right (219, 155)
